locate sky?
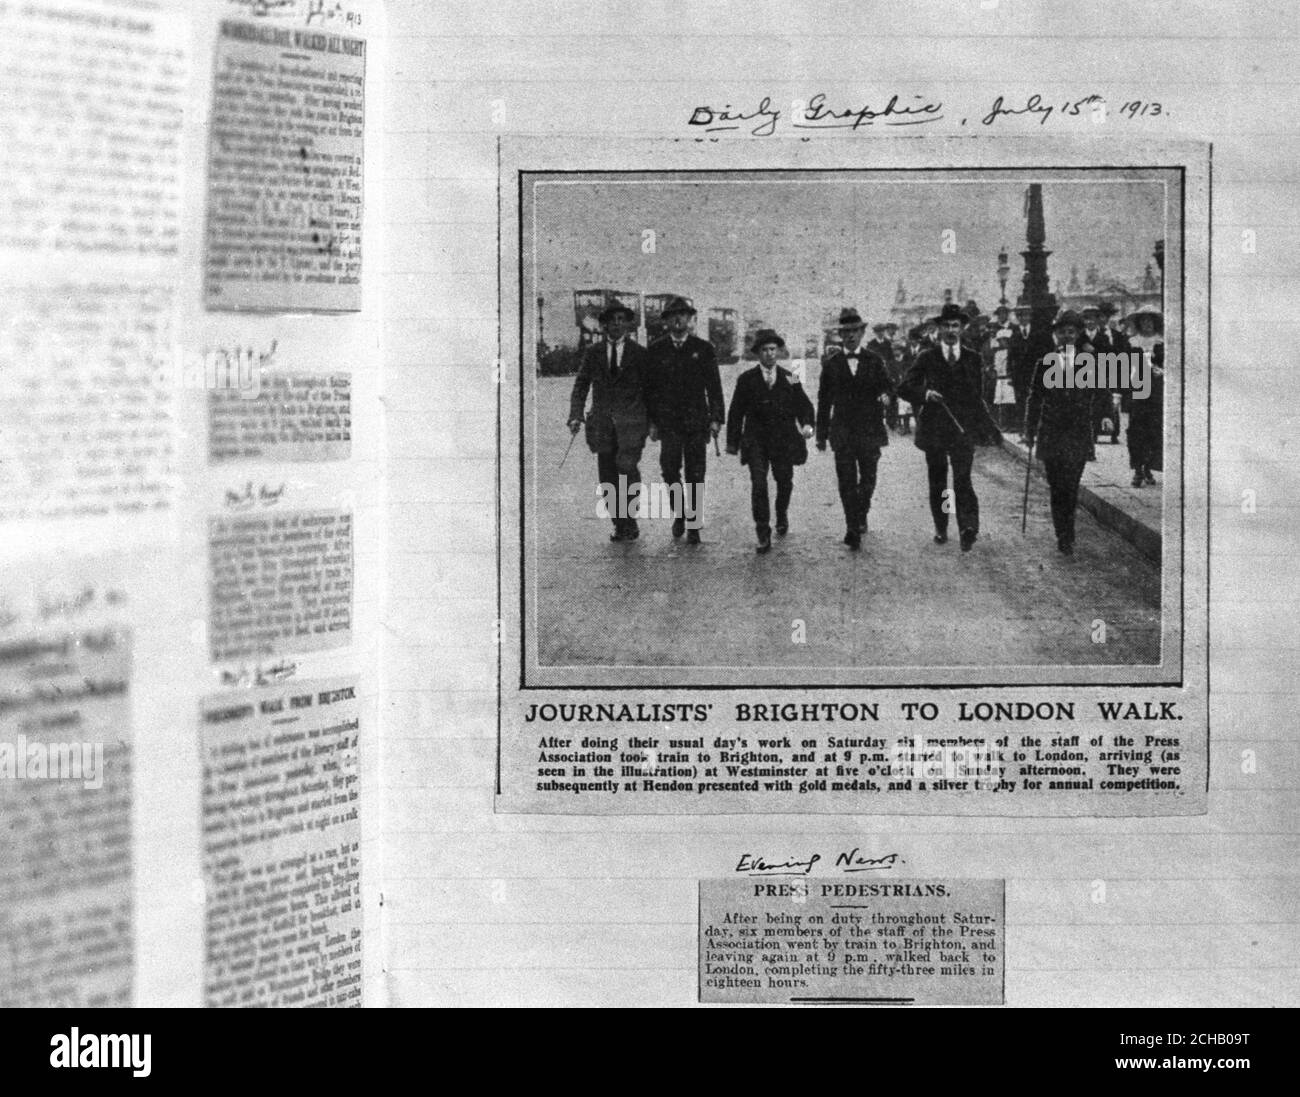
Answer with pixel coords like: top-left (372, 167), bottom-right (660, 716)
top-left (530, 172), bottom-right (1168, 346)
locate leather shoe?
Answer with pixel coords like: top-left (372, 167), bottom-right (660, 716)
top-left (609, 528), bottom-right (627, 542)
top-left (671, 516), bottom-right (685, 538)
top-left (844, 530), bottom-right (861, 551)
top-left (1057, 537), bottom-right (1074, 555)
top-left (933, 530), bottom-right (948, 545)
top-left (756, 532), bottom-right (772, 554)
top-left (685, 528), bottom-right (700, 545)
top-left (775, 516), bottom-right (788, 536)
top-left (960, 528), bottom-right (976, 552)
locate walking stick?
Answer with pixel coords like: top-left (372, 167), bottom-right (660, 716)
top-left (713, 432), bottom-right (721, 457)
top-left (937, 398), bottom-right (966, 435)
top-left (558, 428), bottom-right (578, 470)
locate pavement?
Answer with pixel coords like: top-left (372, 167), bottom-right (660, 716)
top-left (1000, 406), bottom-right (1163, 565)
top-left (535, 362), bottom-right (1162, 672)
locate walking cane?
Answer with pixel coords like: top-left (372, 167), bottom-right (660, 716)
top-left (558, 428), bottom-right (578, 470)
top-left (937, 398), bottom-right (966, 436)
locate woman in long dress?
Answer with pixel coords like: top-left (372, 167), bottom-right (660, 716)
top-left (1123, 308), bottom-right (1164, 487)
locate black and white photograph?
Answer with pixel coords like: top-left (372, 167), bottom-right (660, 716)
top-left (513, 159), bottom-right (1195, 688)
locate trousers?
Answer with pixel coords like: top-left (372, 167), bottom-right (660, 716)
top-left (748, 446), bottom-right (793, 533)
top-left (1043, 455), bottom-right (1087, 545)
top-left (659, 428), bottom-right (708, 519)
top-left (925, 446), bottom-right (978, 535)
top-left (833, 442), bottom-right (881, 530)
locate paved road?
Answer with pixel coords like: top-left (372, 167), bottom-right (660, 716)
top-left (534, 364), bottom-right (1162, 672)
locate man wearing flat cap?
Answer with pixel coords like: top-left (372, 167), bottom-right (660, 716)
top-left (646, 296), bottom-right (724, 545)
top-left (898, 302), bottom-right (1002, 551)
top-left (726, 330), bottom-right (816, 554)
top-left (1024, 310), bottom-right (1100, 555)
top-left (816, 307), bottom-right (894, 549)
top-left (567, 302), bottom-right (652, 542)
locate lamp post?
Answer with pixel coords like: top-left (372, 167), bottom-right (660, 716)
top-left (997, 247), bottom-right (1010, 307)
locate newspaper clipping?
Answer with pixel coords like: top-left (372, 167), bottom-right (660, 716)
top-left (498, 137), bottom-right (1209, 816)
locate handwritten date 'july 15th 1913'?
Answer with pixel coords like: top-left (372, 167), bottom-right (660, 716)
top-left (687, 92), bottom-right (1164, 136)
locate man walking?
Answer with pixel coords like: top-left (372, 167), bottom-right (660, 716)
top-left (816, 307), bottom-right (893, 550)
top-left (567, 303), bottom-right (652, 541)
top-left (898, 303), bottom-right (1001, 551)
top-left (725, 330), bottom-right (816, 554)
top-left (1024, 310), bottom-right (1099, 555)
top-left (1082, 302), bottom-right (1125, 445)
top-left (646, 296), bottom-right (724, 544)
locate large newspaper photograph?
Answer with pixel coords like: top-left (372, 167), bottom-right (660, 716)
top-left (498, 138), bottom-right (1209, 815)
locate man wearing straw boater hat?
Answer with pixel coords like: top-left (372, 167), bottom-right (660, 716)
top-left (646, 296), bottom-right (724, 545)
top-left (725, 329), bottom-right (816, 554)
top-left (816, 308), bottom-right (894, 550)
top-left (898, 302), bottom-right (1002, 551)
top-left (567, 301), bottom-right (653, 542)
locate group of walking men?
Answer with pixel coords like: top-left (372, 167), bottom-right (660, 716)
top-left (567, 295), bottom-right (1162, 556)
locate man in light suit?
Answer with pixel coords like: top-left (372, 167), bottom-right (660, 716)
top-left (725, 330), bottom-right (815, 554)
top-left (567, 303), bottom-right (652, 541)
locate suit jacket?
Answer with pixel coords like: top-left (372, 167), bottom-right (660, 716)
top-left (1025, 341), bottom-right (1099, 464)
top-left (815, 346), bottom-right (892, 451)
top-left (568, 338), bottom-right (651, 454)
top-left (866, 337), bottom-right (895, 365)
top-left (1010, 326), bottom-right (1052, 396)
top-left (646, 333), bottom-right (724, 434)
top-left (898, 343), bottom-right (1002, 452)
top-left (726, 366), bottom-right (815, 467)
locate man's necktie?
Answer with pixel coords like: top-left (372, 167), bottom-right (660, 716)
top-left (609, 344), bottom-right (618, 377)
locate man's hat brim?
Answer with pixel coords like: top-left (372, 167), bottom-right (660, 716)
top-left (598, 305), bottom-right (635, 323)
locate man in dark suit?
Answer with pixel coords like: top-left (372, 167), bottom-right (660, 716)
top-left (1010, 303), bottom-right (1050, 439)
top-left (1024, 311), bottom-right (1099, 555)
top-left (898, 303), bottom-right (1001, 551)
top-left (1082, 302), bottom-right (1127, 445)
top-left (865, 321), bottom-right (898, 431)
top-left (866, 322), bottom-right (894, 365)
top-left (816, 308), bottom-right (893, 549)
top-left (567, 303), bottom-right (652, 542)
top-left (725, 330), bottom-right (816, 554)
top-left (646, 296), bottom-right (724, 545)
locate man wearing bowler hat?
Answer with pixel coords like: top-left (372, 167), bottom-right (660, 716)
top-left (726, 330), bottom-right (816, 554)
top-left (898, 302), bottom-right (1001, 551)
top-left (816, 308), bottom-right (894, 550)
top-left (1024, 310), bottom-right (1099, 555)
top-left (646, 296), bottom-right (724, 545)
top-left (567, 302), bottom-right (652, 542)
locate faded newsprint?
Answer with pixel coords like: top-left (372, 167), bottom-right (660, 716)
top-left (497, 136), bottom-right (1209, 816)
